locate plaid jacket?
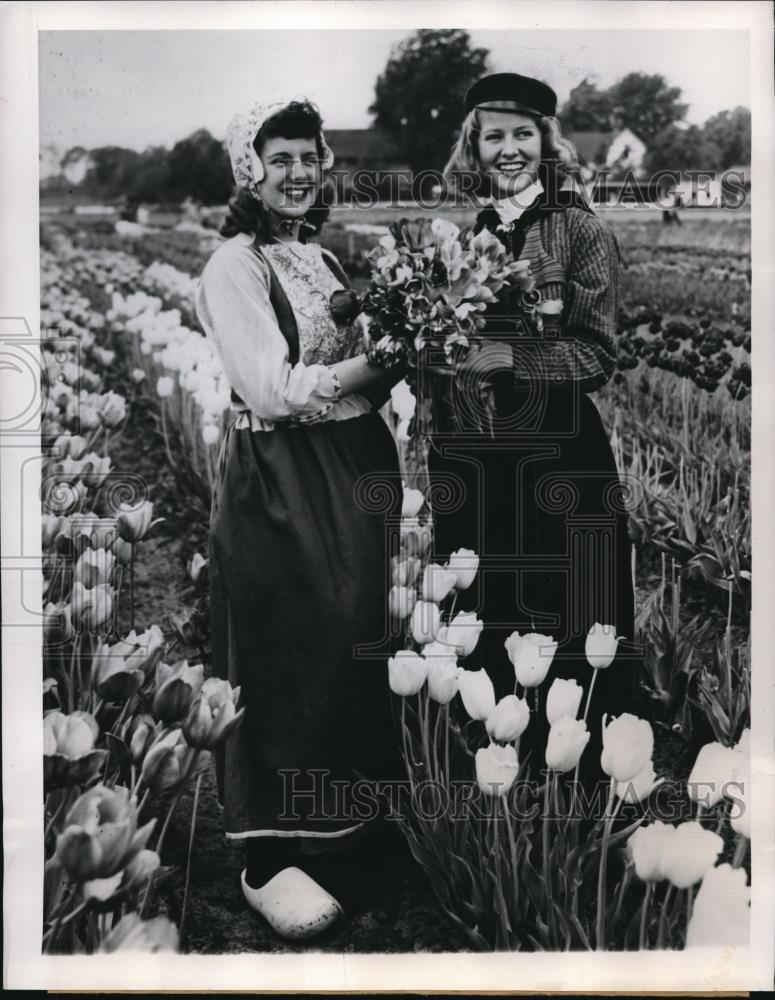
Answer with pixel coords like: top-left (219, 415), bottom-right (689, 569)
top-left (476, 204), bottom-right (620, 394)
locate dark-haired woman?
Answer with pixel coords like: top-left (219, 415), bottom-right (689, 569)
top-left (196, 100), bottom-right (403, 940)
top-left (431, 74), bottom-right (637, 789)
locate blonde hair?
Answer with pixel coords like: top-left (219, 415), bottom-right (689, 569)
top-left (443, 107), bottom-right (580, 188)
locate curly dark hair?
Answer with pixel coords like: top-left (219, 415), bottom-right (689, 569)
top-left (220, 100), bottom-right (333, 240)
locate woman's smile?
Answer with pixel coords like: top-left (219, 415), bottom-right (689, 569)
top-left (257, 135), bottom-right (321, 220)
top-left (476, 109), bottom-right (542, 198)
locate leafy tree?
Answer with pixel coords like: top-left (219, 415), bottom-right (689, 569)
top-left (165, 129), bottom-right (232, 205)
top-left (643, 124), bottom-right (722, 174)
top-left (82, 146), bottom-right (140, 199)
top-left (559, 78), bottom-right (615, 132)
top-left (370, 29), bottom-right (490, 172)
top-left (701, 107), bottom-right (751, 169)
top-left (127, 147), bottom-right (171, 204)
top-left (608, 73), bottom-right (688, 144)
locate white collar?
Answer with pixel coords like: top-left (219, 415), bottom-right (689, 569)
top-left (491, 180), bottom-right (545, 225)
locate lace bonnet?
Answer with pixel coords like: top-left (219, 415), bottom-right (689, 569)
top-left (225, 100), bottom-right (335, 198)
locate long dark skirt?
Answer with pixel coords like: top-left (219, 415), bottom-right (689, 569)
top-left (428, 383), bottom-right (637, 793)
top-left (209, 410), bottom-right (402, 839)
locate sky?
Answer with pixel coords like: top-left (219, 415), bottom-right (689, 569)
top-left (38, 28), bottom-right (751, 158)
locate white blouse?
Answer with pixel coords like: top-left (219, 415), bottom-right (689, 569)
top-left (195, 233), bottom-right (372, 431)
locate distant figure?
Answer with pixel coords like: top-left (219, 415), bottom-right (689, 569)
top-left (661, 184), bottom-right (682, 226)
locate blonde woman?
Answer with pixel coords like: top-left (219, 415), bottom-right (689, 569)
top-left (434, 73), bottom-right (636, 786)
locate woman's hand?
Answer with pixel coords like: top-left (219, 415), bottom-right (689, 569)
top-left (455, 341), bottom-right (513, 377)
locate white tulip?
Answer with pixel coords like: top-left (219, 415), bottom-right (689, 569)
top-left (475, 743), bottom-right (518, 798)
top-left (421, 563), bottom-right (457, 603)
top-left (443, 611), bottom-right (483, 657)
top-left (546, 678), bottom-right (583, 725)
top-left (584, 622), bottom-right (620, 669)
top-left (388, 585), bottom-right (417, 620)
top-left (387, 651), bottom-right (427, 697)
top-left (545, 716), bottom-right (590, 772)
top-left (425, 657), bottom-right (459, 705)
top-left (688, 741), bottom-right (743, 808)
top-left (660, 822), bottom-right (724, 889)
top-left (401, 487), bottom-right (425, 518)
top-left (410, 600), bottom-right (441, 645)
top-left (685, 863), bottom-right (750, 948)
top-left (601, 713), bottom-right (654, 783)
top-left (457, 668), bottom-right (496, 721)
top-left (485, 695), bottom-right (530, 742)
top-left (628, 822), bottom-right (677, 882)
top-left (504, 631), bottom-right (557, 688)
top-left (445, 548), bottom-right (479, 591)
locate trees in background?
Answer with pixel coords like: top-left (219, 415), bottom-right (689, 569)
top-left (369, 29), bottom-right (490, 172)
top-left (560, 74), bottom-right (750, 173)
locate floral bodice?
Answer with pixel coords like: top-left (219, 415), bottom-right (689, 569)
top-left (261, 241), bottom-right (364, 366)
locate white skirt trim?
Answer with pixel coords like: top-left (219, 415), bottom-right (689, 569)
top-left (225, 821), bottom-right (365, 840)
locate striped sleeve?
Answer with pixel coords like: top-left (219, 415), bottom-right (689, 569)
top-left (513, 210), bottom-right (619, 394)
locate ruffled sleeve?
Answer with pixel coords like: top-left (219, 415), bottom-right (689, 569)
top-left (195, 238), bottom-right (342, 422)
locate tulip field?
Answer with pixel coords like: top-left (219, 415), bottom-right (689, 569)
top-left (39, 205), bottom-right (751, 954)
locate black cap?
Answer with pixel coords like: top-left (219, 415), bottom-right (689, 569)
top-left (464, 72), bottom-right (557, 118)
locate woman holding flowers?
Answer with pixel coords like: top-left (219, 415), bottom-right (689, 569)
top-left (196, 100), bottom-right (402, 940)
top-left (433, 73), bottom-right (636, 778)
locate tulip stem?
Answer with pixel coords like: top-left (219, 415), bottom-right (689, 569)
top-left (444, 704), bottom-right (450, 791)
top-left (656, 883), bottom-right (675, 949)
top-left (639, 881), bottom-right (653, 950)
top-left (731, 835), bottom-right (748, 869)
top-left (595, 776), bottom-right (616, 950)
top-left (685, 887), bottom-right (693, 931)
top-left (129, 545), bottom-right (135, 633)
top-left (179, 772), bottom-right (203, 947)
top-left (582, 667), bottom-right (599, 725)
top-left (543, 772), bottom-right (556, 944)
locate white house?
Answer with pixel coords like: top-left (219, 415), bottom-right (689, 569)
top-left (605, 128), bottom-right (647, 174)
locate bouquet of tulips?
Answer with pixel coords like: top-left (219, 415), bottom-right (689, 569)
top-left (361, 218), bottom-right (537, 435)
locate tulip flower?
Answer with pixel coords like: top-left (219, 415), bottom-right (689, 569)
top-left (401, 522), bottom-right (433, 560)
top-left (443, 611), bottom-right (483, 657)
top-left (616, 761), bottom-right (659, 803)
top-left (389, 585), bottom-right (417, 620)
top-left (112, 536), bottom-right (134, 565)
top-left (70, 581), bottom-right (113, 631)
top-left (391, 556), bottom-right (421, 588)
top-left (410, 600), bottom-right (441, 645)
top-left (546, 678), bottom-right (583, 725)
top-left (421, 563), bottom-right (457, 603)
top-left (504, 631), bottom-right (558, 688)
top-left (43, 601), bottom-right (74, 646)
top-left (187, 552), bottom-right (208, 585)
top-left (125, 713), bottom-right (157, 764)
top-left (685, 864), bottom-right (750, 948)
top-left (628, 822), bottom-right (677, 881)
top-left (584, 622), bottom-right (620, 669)
top-left (688, 741), bottom-right (743, 808)
top-left (425, 656), bottom-right (459, 705)
top-left (140, 727), bottom-right (204, 794)
top-left (444, 548), bottom-right (479, 591)
top-left (601, 713), bottom-right (654, 783)
top-left (153, 660), bottom-right (204, 723)
top-left (486, 694), bottom-right (530, 742)
top-left (660, 822), bottom-right (724, 889)
top-left (91, 641), bottom-right (146, 701)
top-left (116, 500), bottom-right (154, 543)
top-left (55, 784), bottom-right (154, 881)
top-left (475, 743), bottom-right (519, 798)
top-left (108, 625), bottom-right (165, 678)
top-left (388, 650), bottom-right (428, 697)
top-left (545, 716), bottom-right (590, 772)
top-left (156, 376), bottom-right (174, 398)
top-left (401, 487), bottom-right (425, 518)
top-left (44, 710), bottom-right (107, 789)
top-left (202, 423), bottom-right (220, 446)
top-left (99, 390), bottom-right (127, 427)
top-left (90, 519), bottom-right (118, 550)
top-left (42, 514), bottom-right (63, 549)
top-left (457, 667), bottom-right (496, 721)
top-left (183, 677), bottom-right (244, 749)
top-left (74, 547), bottom-right (116, 588)
top-left (79, 453), bottom-right (112, 488)
top-left (99, 912), bottom-right (179, 953)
